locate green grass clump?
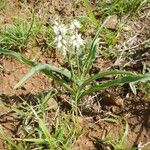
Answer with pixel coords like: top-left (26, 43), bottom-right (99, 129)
top-left (0, 92), bottom-right (80, 150)
top-left (98, 0), bottom-right (150, 18)
top-left (0, 18), bottom-right (42, 51)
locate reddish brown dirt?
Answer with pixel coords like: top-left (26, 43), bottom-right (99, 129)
top-left (74, 100), bottom-right (150, 149)
top-left (0, 57), bottom-right (51, 96)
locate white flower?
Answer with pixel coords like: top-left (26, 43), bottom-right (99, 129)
top-left (54, 35), bottom-right (67, 54)
top-left (70, 19), bottom-right (81, 30)
top-left (54, 35), bottom-right (62, 48)
top-left (61, 45), bottom-right (67, 56)
top-left (138, 142), bottom-right (142, 150)
top-left (59, 24), bottom-right (67, 35)
top-left (53, 21), bottom-right (68, 56)
top-left (71, 33), bottom-right (84, 49)
top-left (54, 35), bottom-right (62, 42)
top-left (53, 21), bottom-right (67, 36)
top-left (53, 20), bottom-right (84, 56)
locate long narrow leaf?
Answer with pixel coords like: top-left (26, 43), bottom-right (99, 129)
top-left (15, 138), bottom-right (46, 144)
top-left (80, 74), bottom-right (150, 98)
top-left (82, 38), bottom-right (99, 76)
top-left (14, 64), bottom-right (72, 90)
top-left (0, 48), bottom-right (71, 79)
top-left (0, 48), bottom-right (36, 66)
top-left (30, 106), bottom-right (57, 149)
top-left (81, 70), bottom-right (135, 88)
top-left (77, 70), bottom-right (135, 98)
top-left (0, 125), bottom-right (22, 150)
top-left (0, 48), bottom-right (73, 91)
top-left (81, 18), bottom-right (109, 77)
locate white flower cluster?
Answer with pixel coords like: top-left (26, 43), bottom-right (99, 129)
top-left (53, 19), bottom-right (84, 56)
top-left (53, 21), bottom-right (68, 56)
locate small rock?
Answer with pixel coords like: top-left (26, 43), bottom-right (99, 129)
top-left (47, 98), bottom-right (58, 110)
top-left (101, 90), bottom-right (124, 108)
top-left (49, 5), bottom-right (55, 14)
top-left (77, 116), bottom-right (87, 125)
top-left (104, 15), bottom-right (118, 30)
top-left (123, 26), bottom-right (131, 31)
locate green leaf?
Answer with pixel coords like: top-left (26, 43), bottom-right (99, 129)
top-left (14, 64), bottom-right (72, 90)
top-left (0, 48), bottom-right (73, 91)
top-left (30, 106), bottom-right (57, 149)
top-left (81, 19), bottom-right (111, 77)
top-left (15, 138), bottom-right (46, 144)
top-left (0, 125), bottom-right (22, 150)
top-left (0, 48), bottom-right (36, 66)
top-left (82, 38), bottom-right (99, 76)
top-left (80, 74), bottom-right (150, 98)
top-left (0, 48), bottom-right (71, 78)
top-left (82, 70), bottom-right (135, 87)
top-left (77, 70), bottom-right (135, 99)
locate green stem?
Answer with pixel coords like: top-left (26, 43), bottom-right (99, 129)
top-left (76, 50), bottom-right (80, 76)
top-left (72, 92), bottom-right (79, 115)
top-left (67, 53), bottom-right (75, 81)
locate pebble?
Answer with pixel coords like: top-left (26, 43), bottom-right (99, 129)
top-left (47, 98), bottom-right (58, 110)
top-left (104, 15), bottom-right (118, 30)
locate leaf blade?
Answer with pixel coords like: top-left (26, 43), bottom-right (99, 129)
top-left (80, 74), bottom-right (150, 98)
top-left (14, 64), bottom-right (72, 91)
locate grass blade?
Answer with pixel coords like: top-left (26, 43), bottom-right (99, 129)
top-left (0, 125), bottom-right (22, 150)
top-left (14, 138), bottom-right (46, 144)
top-left (30, 106), bottom-right (57, 149)
top-left (82, 0), bottom-right (98, 26)
top-left (81, 18), bottom-right (109, 77)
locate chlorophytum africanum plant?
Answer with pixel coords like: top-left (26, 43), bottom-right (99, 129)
top-left (1, 19), bottom-right (150, 109)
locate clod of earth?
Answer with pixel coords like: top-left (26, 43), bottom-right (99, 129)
top-left (104, 15), bottom-right (118, 30)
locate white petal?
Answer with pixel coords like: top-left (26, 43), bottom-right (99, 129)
top-left (70, 24), bottom-right (75, 30)
top-left (72, 40), bottom-right (78, 47)
top-left (54, 21), bottom-right (59, 26)
top-left (73, 19), bottom-right (81, 28)
top-left (57, 42), bottom-right (62, 49)
top-left (71, 35), bottom-right (76, 40)
top-left (60, 26), bottom-right (67, 35)
top-left (57, 35), bottom-right (62, 41)
top-left (62, 48), bottom-right (67, 56)
top-left (53, 26), bottom-right (59, 35)
top-left (62, 39), bottom-right (67, 45)
top-left (78, 38), bottom-right (84, 45)
top-left (77, 34), bottom-right (84, 45)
